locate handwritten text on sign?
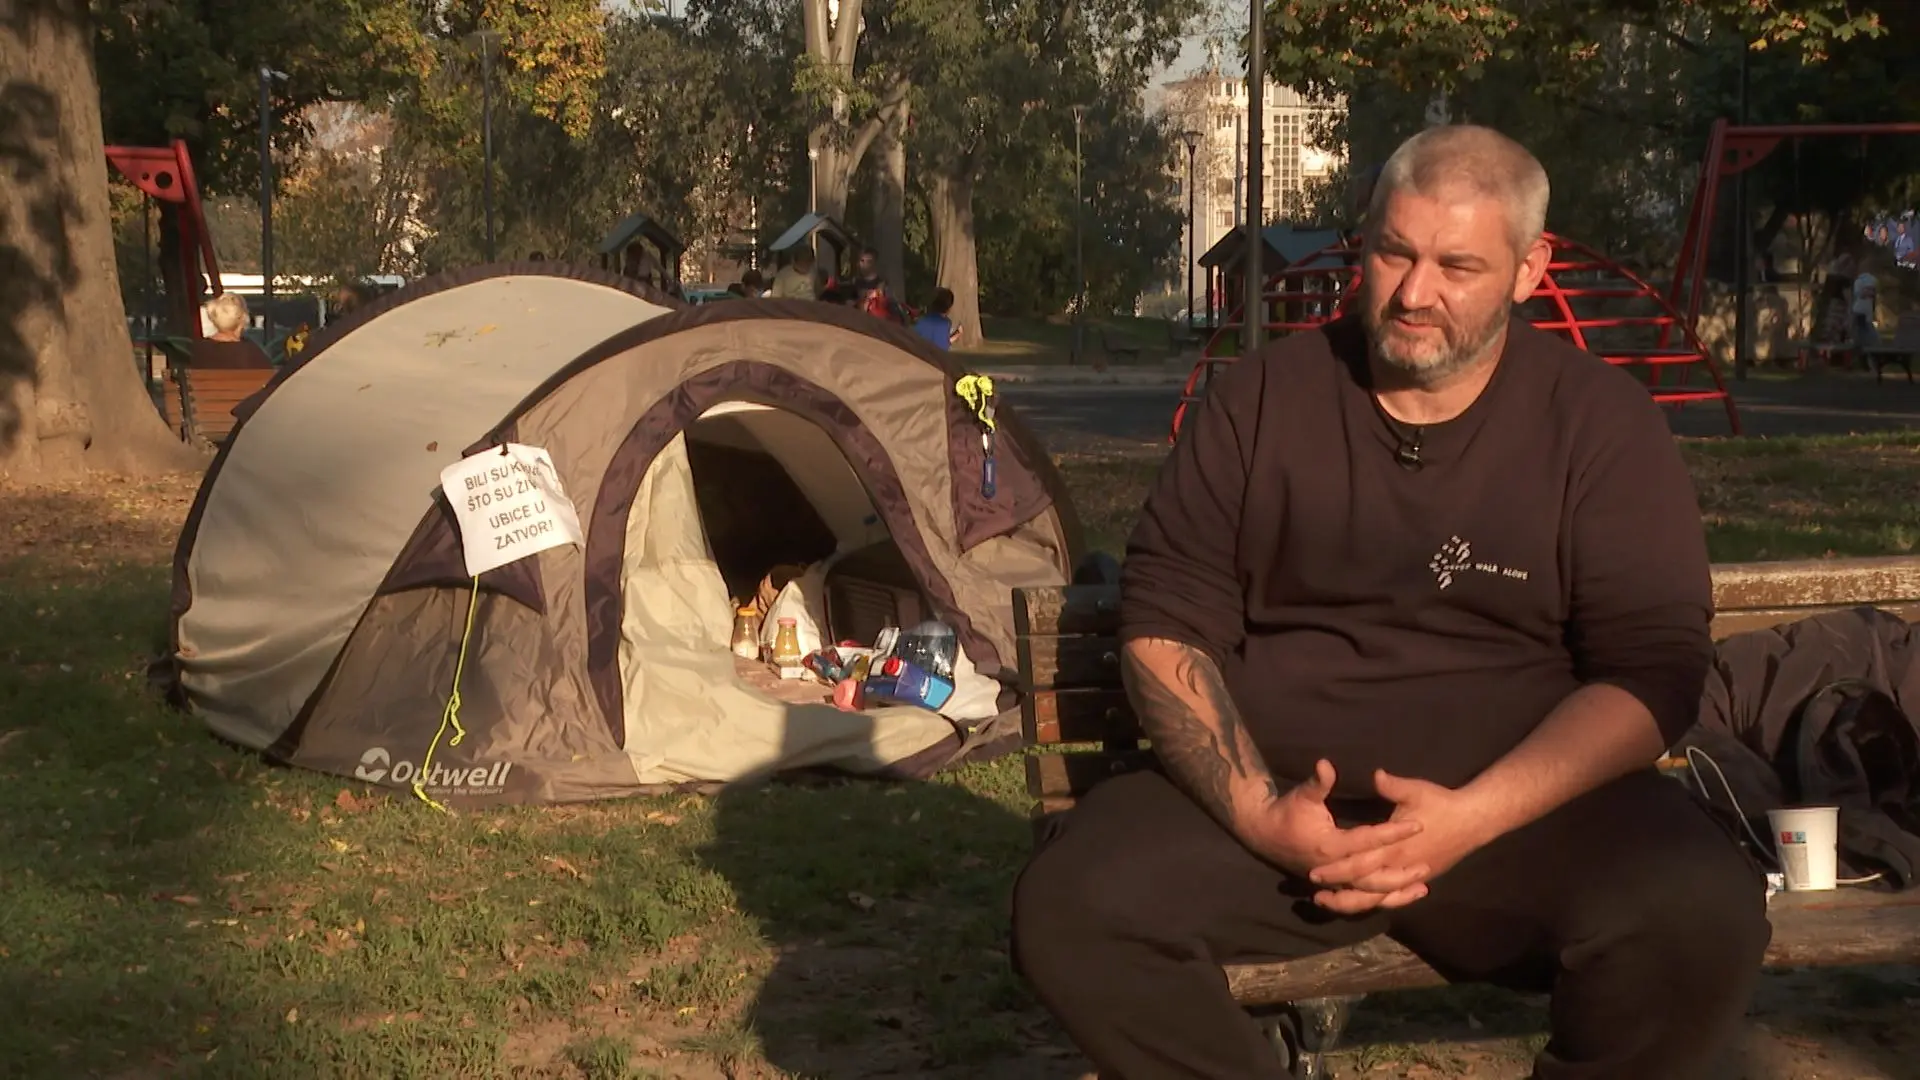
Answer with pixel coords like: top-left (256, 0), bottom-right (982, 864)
top-left (438, 444), bottom-right (585, 577)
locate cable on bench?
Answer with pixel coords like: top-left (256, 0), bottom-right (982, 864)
top-left (1684, 746), bottom-right (1882, 887)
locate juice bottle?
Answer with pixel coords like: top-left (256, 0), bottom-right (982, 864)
top-left (730, 606), bottom-right (762, 661)
top-left (771, 617), bottom-right (805, 679)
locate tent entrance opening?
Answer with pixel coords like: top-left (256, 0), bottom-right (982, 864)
top-left (685, 403), bottom-right (935, 651)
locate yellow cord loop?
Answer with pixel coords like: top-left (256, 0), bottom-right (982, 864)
top-left (414, 576), bottom-right (482, 814)
top-left (954, 374), bottom-right (997, 431)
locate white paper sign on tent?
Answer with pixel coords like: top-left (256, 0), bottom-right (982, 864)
top-left (438, 443), bottom-right (585, 577)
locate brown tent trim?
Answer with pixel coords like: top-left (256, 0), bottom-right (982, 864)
top-left (168, 262), bottom-right (683, 657)
top-left (472, 298), bottom-right (1090, 567)
top-left (582, 360), bottom-right (999, 748)
top-left (376, 489), bottom-right (548, 613)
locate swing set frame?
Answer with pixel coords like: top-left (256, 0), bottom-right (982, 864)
top-left (1668, 117), bottom-right (1920, 337)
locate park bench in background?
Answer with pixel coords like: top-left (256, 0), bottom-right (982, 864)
top-left (1863, 312), bottom-right (1920, 384)
top-left (1013, 554), bottom-right (1920, 1076)
top-left (1098, 329), bottom-right (1146, 365)
top-left (162, 366), bottom-right (274, 444)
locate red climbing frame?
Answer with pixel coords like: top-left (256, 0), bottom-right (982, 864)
top-left (1171, 233), bottom-right (1740, 440)
top-left (105, 139), bottom-right (223, 338)
top-left (1670, 117), bottom-right (1920, 340)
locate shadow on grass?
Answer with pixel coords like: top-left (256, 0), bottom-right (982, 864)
top-left (701, 756), bottom-right (1088, 1078)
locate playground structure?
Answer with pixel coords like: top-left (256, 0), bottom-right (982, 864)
top-left (1172, 233), bottom-right (1738, 439)
top-left (1669, 118), bottom-right (1920, 353)
top-left (106, 139), bottom-right (223, 343)
top-left (596, 211), bottom-right (688, 295)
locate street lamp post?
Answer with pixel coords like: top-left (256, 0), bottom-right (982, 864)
top-left (1244, 0), bottom-right (1266, 353)
top-left (1072, 104), bottom-right (1087, 366)
top-left (479, 32), bottom-right (497, 262)
top-left (258, 66), bottom-right (288, 343)
top-left (1181, 129), bottom-right (1202, 330)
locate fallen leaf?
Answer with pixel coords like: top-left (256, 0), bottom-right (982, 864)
top-left (847, 891), bottom-right (876, 912)
top-left (645, 811), bottom-right (682, 826)
top-left (327, 838), bottom-right (350, 853)
top-left (285, 1008), bottom-right (298, 1024)
top-left (333, 790), bottom-right (372, 815)
top-left (426, 441), bottom-right (439, 452)
top-left (542, 855), bottom-right (583, 879)
top-left (159, 893), bottom-right (202, 906)
top-left (0, 730), bottom-right (24, 755)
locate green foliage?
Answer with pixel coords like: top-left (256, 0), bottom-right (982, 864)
top-left (1285, 2), bottom-right (1917, 270)
top-left (1263, 0), bottom-right (1885, 102)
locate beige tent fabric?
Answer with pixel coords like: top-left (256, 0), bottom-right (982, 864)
top-left (177, 275), bottom-right (671, 749)
top-left (616, 434), bottom-right (955, 784)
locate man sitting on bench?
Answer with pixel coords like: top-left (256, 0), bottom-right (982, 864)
top-left (1011, 125), bottom-right (1769, 1079)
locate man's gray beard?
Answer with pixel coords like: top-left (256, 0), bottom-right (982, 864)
top-left (1364, 301), bottom-right (1511, 388)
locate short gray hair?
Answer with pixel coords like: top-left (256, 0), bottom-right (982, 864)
top-left (1367, 124), bottom-right (1550, 251)
top-left (204, 292), bottom-right (250, 334)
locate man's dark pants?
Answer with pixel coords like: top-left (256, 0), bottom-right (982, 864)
top-left (1011, 768), bottom-right (1771, 1079)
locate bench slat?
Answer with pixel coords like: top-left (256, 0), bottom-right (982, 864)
top-left (168, 368), bottom-right (275, 443)
top-left (1015, 585), bottom-right (1124, 638)
top-left (1026, 751), bottom-right (1148, 800)
top-left (1711, 556), bottom-right (1920, 610)
top-left (1219, 887), bottom-right (1920, 1006)
top-left (1022, 688), bottom-right (1136, 745)
top-left (1020, 635), bottom-right (1123, 691)
top-left (1712, 602), bottom-right (1920, 640)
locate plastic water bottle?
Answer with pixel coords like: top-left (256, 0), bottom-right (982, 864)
top-left (890, 621), bottom-right (958, 681)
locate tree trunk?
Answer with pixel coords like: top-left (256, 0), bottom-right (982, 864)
top-left (871, 97), bottom-right (908, 298)
top-left (0, 1), bottom-right (203, 478)
top-left (814, 138), bottom-right (855, 225)
top-left (927, 167), bottom-right (983, 349)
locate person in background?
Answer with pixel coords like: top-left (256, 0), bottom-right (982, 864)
top-left (862, 279), bottom-right (908, 325)
top-left (851, 247), bottom-right (883, 298)
top-left (528, 250), bottom-right (547, 262)
top-left (740, 268), bottom-right (768, 297)
top-left (912, 287), bottom-right (958, 350)
top-left (1895, 220), bottom-right (1916, 268)
top-left (189, 293), bottom-right (273, 369)
top-left (770, 248), bottom-right (819, 300)
top-left (1852, 255), bottom-right (1880, 346)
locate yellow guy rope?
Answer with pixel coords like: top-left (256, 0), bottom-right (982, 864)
top-left (413, 575), bottom-right (483, 814)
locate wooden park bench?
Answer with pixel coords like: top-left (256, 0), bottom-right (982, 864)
top-left (1013, 554), bottom-right (1920, 1076)
top-left (1098, 329), bottom-right (1146, 365)
top-left (1863, 312), bottom-right (1920, 384)
top-left (162, 366), bottom-right (275, 444)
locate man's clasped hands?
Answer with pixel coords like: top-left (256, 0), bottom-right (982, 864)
top-left (1242, 760), bottom-right (1500, 914)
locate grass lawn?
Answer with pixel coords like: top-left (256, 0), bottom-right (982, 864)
top-left (954, 314), bottom-right (1177, 368)
top-left (2, 432), bottom-right (1918, 1078)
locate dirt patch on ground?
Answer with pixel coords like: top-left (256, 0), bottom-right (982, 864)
top-left (0, 471), bottom-right (201, 575)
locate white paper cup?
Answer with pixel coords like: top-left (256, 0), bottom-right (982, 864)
top-left (1766, 806), bottom-right (1840, 891)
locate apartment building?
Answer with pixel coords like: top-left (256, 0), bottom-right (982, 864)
top-left (1161, 71), bottom-right (1344, 311)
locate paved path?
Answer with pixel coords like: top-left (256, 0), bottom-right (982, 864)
top-left (1002, 372), bottom-right (1920, 451)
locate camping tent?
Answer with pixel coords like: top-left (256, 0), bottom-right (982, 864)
top-left (166, 264), bottom-right (1084, 806)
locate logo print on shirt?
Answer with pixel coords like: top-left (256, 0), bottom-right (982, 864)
top-left (1429, 535), bottom-right (1530, 590)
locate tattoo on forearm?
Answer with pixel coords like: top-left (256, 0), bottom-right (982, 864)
top-left (1120, 640), bottom-right (1275, 826)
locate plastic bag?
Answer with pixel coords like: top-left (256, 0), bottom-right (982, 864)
top-left (757, 563), bottom-right (830, 660)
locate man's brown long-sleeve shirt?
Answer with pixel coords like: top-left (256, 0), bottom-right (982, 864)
top-left (1120, 316), bottom-right (1714, 796)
